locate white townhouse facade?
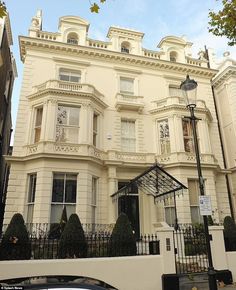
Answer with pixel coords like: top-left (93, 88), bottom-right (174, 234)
top-left (211, 53), bottom-right (236, 219)
top-left (3, 11), bottom-right (233, 233)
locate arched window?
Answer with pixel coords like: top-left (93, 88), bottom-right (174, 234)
top-left (67, 32), bottom-right (78, 45)
top-left (121, 41), bottom-right (130, 53)
top-left (170, 51), bottom-right (177, 62)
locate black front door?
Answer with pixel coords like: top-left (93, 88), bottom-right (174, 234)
top-left (118, 182), bottom-right (140, 237)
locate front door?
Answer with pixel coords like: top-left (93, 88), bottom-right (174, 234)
top-left (118, 182), bottom-right (140, 237)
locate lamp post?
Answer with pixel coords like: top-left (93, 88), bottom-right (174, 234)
top-left (180, 75), bottom-right (217, 290)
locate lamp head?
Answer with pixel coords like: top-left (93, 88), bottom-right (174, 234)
top-left (180, 75), bottom-right (198, 107)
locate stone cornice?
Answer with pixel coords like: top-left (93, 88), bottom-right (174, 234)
top-left (27, 88), bottom-right (108, 109)
top-left (149, 103), bottom-right (213, 121)
top-left (212, 65), bottom-right (236, 88)
top-left (19, 36), bottom-right (217, 78)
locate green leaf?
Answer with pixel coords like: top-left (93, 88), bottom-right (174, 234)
top-left (100, 0), bottom-right (106, 3)
top-left (0, 3), bottom-right (7, 18)
top-left (90, 3), bottom-right (100, 13)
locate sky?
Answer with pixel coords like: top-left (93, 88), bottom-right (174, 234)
top-left (4, 0), bottom-right (236, 135)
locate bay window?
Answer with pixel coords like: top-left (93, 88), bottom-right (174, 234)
top-left (56, 105), bottom-right (80, 143)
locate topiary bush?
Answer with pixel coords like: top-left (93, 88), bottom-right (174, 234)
top-left (223, 216), bottom-right (236, 251)
top-left (0, 213), bottom-right (31, 260)
top-left (58, 213), bottom-right (87, 258)
top-left (109, 213), bottom-right (136, 257)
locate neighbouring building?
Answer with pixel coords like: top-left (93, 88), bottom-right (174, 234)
top-left (210, 51), bottom-right (236, 220)
top-left (0, 13), bottom-right (17, 227)
top-left (3, 11), bottom-right (233, 233)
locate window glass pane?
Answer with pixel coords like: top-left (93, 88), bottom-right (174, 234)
top-left (69, 107), bottom-right (80, 125)
top-left (35, 108), bottom-right (43, 127)
top-left (92, 177), bottom-right (97, 205)
top-left (52, 174), bottom-right (64, 202)
top-left (158, 120), bottom-right (170, 154)
top-left (28, 174), bottom-right (36, 203)
top-left (57, 106), bottom-right (68, 125)
top-left (165, 207), bottom-right (176, 226)
top-left (120, 77), bottom-right (134, 94)
top-left (191, 206), bottom-right (203, 224)
top-left (27, 204), bottom-right (34, 224)
top-left (188, 180), bottom-right (199, 205)
top-left (70, 75), bottom-right (80, 83)
top-left (65, 174), bottom-right (77, 203)
top-left (60, 74), bottom-right (70, 81)
top-left (121, 120), bottom-right (136, 152)
top-left (34, 128), bottom-right (41, 143)
top-left (65, 205), bottom-right (76, 220)
top-left (51, 204), bottom-right (63, 223)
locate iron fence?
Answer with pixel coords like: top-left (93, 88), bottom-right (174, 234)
top-left (173, 224), bottom-right (209, 274)
top-left (0, 223), bottom-right (159, 260)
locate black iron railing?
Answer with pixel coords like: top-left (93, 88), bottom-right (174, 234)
top-left (0, 223), bottom-right (160, 260)
top-left (173, 224), bottom-right (209, 274)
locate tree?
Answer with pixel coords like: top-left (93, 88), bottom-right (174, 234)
top-left (109, 213), bottom-right (136, 257)
top-left (223, 216), bottom-right (236, 250)
top-left (208, 0), bottom-right (236, 46)
top-left (58, 213), bottom-right (87, 258)
top-left (0, 213), bottom-right (31, 260)
top-left (0, 1), bottom-right (6, 18)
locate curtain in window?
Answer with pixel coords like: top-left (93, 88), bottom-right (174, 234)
top-left (120, 77), bottom-right (134, 95)
top-left (51, 173), bottom-right (77, 223)
top-left (121, 120), bottom-right (136, 152)
top-left (56, 106), bottom-right (80, 143)
top-left (158, 120), bottom-right (170, 154)
top-left (34, 108), bottom-right (43, 143)
top-left (188, 180), bottom-right (203, 224)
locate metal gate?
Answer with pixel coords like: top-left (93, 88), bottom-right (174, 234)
top-left (174, 224), bottom-right (209, 274)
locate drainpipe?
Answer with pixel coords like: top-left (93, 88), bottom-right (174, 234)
top-left (205, 46), bottom-right (235, 221)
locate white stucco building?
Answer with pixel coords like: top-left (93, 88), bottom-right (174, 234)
top-left (211, 52), bottom-right (236, 220)
top-left (4, 11), bottom-right (233, 233)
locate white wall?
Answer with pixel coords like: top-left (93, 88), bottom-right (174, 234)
top-left (0, 256), bottom-right (165, 290)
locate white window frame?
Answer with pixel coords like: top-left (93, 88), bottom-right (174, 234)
top-left (121, 119), bottom-right (136, 152)
top-left (93, 113), bottom-right (98, 147)
top-left (120, 77), bottom-right (134, 95)
top-left (27, 173), bottom-right (37, 224)
top-left (59, 69), bottom-right (81, 83)
top-left (34, 107), bottom-right (43, 143)
top-left (158, 119), bottom-right (171, 155)
top-left (56, 105), bottom-right (80, 143)
top-left (50, 173), bottom-right (77, 223)
top-left (91, 177), bottom-right (98, 225)
top-left (164, 198), bottom-right (176, 226)
top-left (188, 179), bottom-right (203, 224)
top-left (182, 118), bottom-right (195, 153)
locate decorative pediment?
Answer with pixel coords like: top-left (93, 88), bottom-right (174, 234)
top-left (59, 16), bottom-right (90, 31)
top-left (157, 36), bottom-right (192, 48)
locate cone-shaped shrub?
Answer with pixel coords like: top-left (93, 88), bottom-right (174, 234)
top-left (0, 213), bottom-right (31, 260)
top-left (58, 213), bottom-right (87, 258)
top-left (223, 216), bottom-right (236, 251)
top-left (109, 213), bottom-right (136, 257)
top-left (60, 206), bottom-right (68, 232)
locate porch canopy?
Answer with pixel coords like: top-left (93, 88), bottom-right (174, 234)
top-left (111, 163), bottom-right (187, 202)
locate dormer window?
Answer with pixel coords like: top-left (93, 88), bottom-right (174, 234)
top-left (170, 51), bottom-right (177, 62)
top-left (121, 41), bottom-right (130, 53)
top-left (67, 32), bottom-right (78, 45)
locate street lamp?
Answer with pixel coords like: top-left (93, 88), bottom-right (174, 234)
top-left (180, 75), bottom-right (217, 290)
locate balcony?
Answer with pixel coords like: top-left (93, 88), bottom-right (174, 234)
top-left (115, 93), bottom-right (144, 112)
top-left (32, 80), bottom-right (104, 100)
